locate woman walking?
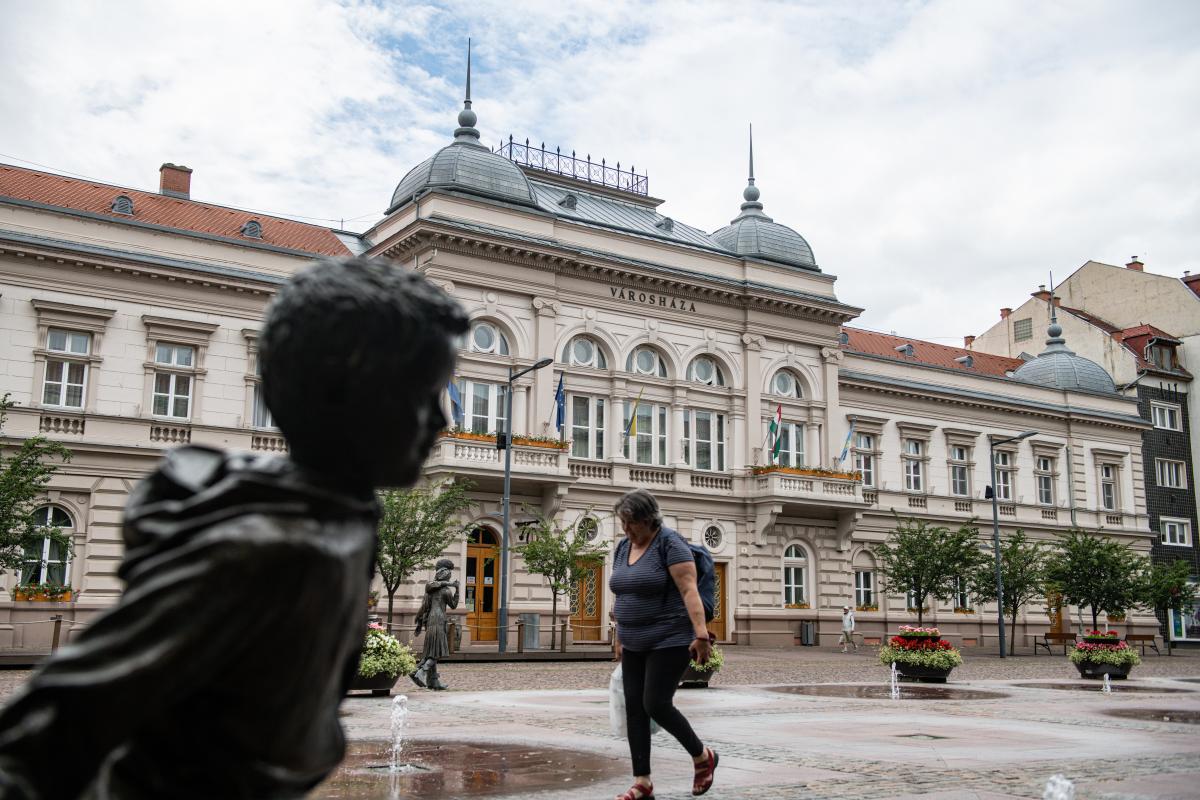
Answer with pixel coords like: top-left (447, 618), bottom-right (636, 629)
top-left (609, 489), bottom-right (718, 800)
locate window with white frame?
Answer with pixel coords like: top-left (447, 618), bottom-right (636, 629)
top-left (687, 356), bottom-right (725, 386)
top-left (954, 576), bottom-right (971, 610)
top-left (21, 506), bottom-right (73, 585)
top-left (568, 394), bottom-right (605, 459)
top-left (457, 379), bottom-right (508, 435)
top-left (782, 544), bottom-right (807, 605)
top-left (152, 343), bottom-right (196, 418)
top-left (1156, 459), bottom-right (1187, 489)
top-left (1035, 456), bottom-right (1056, 505)
top-left (854, 570), bottom-right (874, 608)
top-left (684, 409), bottom-right (726, 471)
top-left (1100, 463), bottom-right (1119, 510)
top-left (993, 450), bottom-right (1014, 501)
top-left (771, 421), bottom-right (805, 468)
top-left (42, 329), bottom-right (91, 409)
top-left (906, 588), bottom-right (923, 610)
top-left (623, 399), bottom-right (668, 465)
top-left (467, 321), bottom-right (510, 356)
top-left (561, 336), bottom-right (606, 369)
top-left (626, 347), bottom-right (668, 378)
top-left (854, 433), bottom-right (876, 487)
top-left (948, 445), bottom-right (971, 497)
top-left (902, 439), bottom-right (925, 492)
top-left (1152, 402), bottom-right (1182, 431)
top-left (771, 370), bottom-right (802, 398)
top-left (1161, 518), bottom-right (1192, 547)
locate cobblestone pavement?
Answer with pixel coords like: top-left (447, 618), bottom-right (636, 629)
top-left (4, 647), bottom-right (1200, 798)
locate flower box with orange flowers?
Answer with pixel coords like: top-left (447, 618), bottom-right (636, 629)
top-left (438, 428), bottom-right (569, 450)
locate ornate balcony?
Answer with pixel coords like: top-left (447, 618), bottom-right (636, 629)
top-left (423, 433), bottom-right (571, 492)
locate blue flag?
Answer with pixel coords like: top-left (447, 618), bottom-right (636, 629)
top-left (447, 381), bottom-right (464, 427)
top-left (553, 373), bottom-right (565, 432)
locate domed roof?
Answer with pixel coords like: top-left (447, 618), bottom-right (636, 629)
top-left (711, 126), bottom-right (818, 271)
top-left (1013, 319), bottom-right (1117, 394)
top-left (386, 42), bottom-right (537, 214)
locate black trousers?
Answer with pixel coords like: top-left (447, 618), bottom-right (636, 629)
top-left (622, 645), bottom-right (704, 776)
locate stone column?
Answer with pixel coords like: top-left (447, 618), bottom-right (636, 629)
top-left (742, 334), bottom-right (764, 466)
top-left (806, 422), bottom-right (822, 469)
top-left (672, 387), bottom-right (688, 468)
top-left (730, 396), bottom-right (747, 471)
top-left (821, 346), bottom-right (844, 468)
top-left (513, 384), bottom-right (529, 436)
top-left (609, 380), bottom-right (626, 462)
top-left (532, 297), bottom-right (560, 435)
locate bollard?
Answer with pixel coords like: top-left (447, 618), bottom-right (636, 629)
top-left (560, 620), bottom-right (567, 653)
top-left (516, 619), bottom-right (525, 654)
top-left (50, 614), bottom-right (63, 654)
top-left (448, 621), bottom-right (457, 654)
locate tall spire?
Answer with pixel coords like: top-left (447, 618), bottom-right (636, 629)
top-left (1041, 270), bottom-right (1071, 353)
top-left (454, 38), bottom-right (481, 144)
top-left (736, 123), bottom-right (766, 218)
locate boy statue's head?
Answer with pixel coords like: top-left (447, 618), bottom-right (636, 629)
top-left (259, 256), bottom-right (468, 489)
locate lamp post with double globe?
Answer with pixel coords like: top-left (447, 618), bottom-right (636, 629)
top-left (987, 430), bottom-right (1037, 658)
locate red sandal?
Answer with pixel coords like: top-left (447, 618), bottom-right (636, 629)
top-left (615, 780), bottom-right (654, 800)
top-left (692, 747), bottom-right (718, 795)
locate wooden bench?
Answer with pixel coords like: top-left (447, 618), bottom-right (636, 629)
top-left (1034, 632), bottom-right (1076, 655)
top-left (1125, 633), bottom-right (1161, 656)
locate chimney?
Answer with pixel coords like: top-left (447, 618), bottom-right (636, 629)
top-left (1125, 256), bottom-right (1144, 271)
top-left (1000, 307), bottom-right (1012, 319)
top-left (1032, 283), bottom-right (1051, 302)
top-left (159, 163), bottom-right (193, 199)
top-left (964, 335), bottom-right (976, 348)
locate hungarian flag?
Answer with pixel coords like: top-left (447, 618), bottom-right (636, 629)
top-left (767, 404), bottom-right (783, 463)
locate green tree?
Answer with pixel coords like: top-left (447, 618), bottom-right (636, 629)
top-left (0, 395), bottom-right (72, 579)
top-left (375, 479), bottom-right (475, 628)
top-left (511, 511), bottom-right (607, 648)
top-left (1138, 559), bottom-right (1197, 655)
top-left (871, 516), bottom-right (988, 626)
top-left (968, 529), bottom-right (1048, 654)
top-left (1044, 529), bottom-right (1145, 631)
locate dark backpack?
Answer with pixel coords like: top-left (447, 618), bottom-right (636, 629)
top-left (657, 528), bottom-right (716, 622)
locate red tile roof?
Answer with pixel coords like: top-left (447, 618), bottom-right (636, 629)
top-left (0, 163), bottom-right (350, 257)
top-left (842, 327), bottom-right (1025, 378)
top-left (1183, 273), bottom-right (1200, 299)
top-left (1058, 304), bottom-right (1190, 376)
top-left (1058, 304), bottom-right (1121, 335)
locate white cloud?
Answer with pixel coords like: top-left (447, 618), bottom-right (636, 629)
top-left (2, 0), bottom-right (1197, 341)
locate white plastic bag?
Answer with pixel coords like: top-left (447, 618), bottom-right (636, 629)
top-left (609, 664), bottom-right (660, 737)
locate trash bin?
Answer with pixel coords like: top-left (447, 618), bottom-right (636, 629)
top-left (520, 613), bottom-right (541, 650)
top-left (799, 620), bottom-right (816, 646)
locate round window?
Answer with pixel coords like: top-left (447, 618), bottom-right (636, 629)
top-left (635, 348), bottom-right (657, 374)
top-left (572, 337), bottom-right (595, 365)
top-left (774, 372), bottom-right (796, 396)
top-left (578, 517), bottom-right (600, 542)
top-left (703, 525), bottom-right (723, 550)
top-left (471, 323), bottom-right (496, 352)
top-left (693, 357), bottom-right (715, 384)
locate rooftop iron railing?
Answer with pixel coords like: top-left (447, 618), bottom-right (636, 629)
top-left (497, 136), bottom-right (648, 196)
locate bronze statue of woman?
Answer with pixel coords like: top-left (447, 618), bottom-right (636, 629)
top-left (412, 558), bottom-right (459, 690)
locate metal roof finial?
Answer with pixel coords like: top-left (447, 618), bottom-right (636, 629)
top-left (740, 123), bottom-right (763, 210)
top-left (1044, 270), bottom-right (1068, 349)
top-left (454, 38), bottom-right (481, 143)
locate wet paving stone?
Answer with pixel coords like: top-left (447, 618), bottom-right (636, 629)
top-left (312, 739), bottom-right (623, 798)
top-left (765, 684), bottom-right (1010, 700)
top-left (1102, 708), bottom-right (1200, 725)
top-left (1009, 682), bottom-right (1196, 693)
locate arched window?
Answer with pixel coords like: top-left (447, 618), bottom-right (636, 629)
top-left (468, 526), bottom-right (499, 545)
top-left (467, 321), bottom-right (510, 356)
top-left (703, 525), bottom-right (723, 551)
top-left (240, 220), bottom-right (263, 239)
top-left (111, 195), bottom-right (134, 215)
top-left (561, 336), bottom-right (607, 369)
top-left (782, 544), bottom-right (808, 606)
top-left (22, 506), bottom-right (73, 585)
top-left (626, 346), bottom-right (667, 378)
top-left (771, 370), bottom-right (803, 398)
top-left (687, 356), bottom-right (725, 386)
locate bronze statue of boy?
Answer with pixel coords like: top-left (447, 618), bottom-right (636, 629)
top-left (0, 257), bottom-right (467, 799)
top-left (411, 557), bottom-right (459, 690)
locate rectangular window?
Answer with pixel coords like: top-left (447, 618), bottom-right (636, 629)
top-left (252, 384), bottom-right (274, 428)
top-left (993, 450), bottom-right (1013, 501)
top-left (948, 444), bottom-right (970, 497)
top-left (1148, 345), bottom-right (1176, 370)
top-left (624, 401), bottom-right (668, 466)
top-left (1036, 456), bottom-right (1055, 505)
top-left (457, 379), bottom-right (507, 435)
top-left (902, 439), bottom-right (924, 492)
top-left (854, 570), bottom-right (874, 607)
top-left (152, 343), bottom-right (196, 419)
top-left (954, 577), bottom-right (971, 610)
top-left (1152, 402), bottom-right (1182, 431)
top-left (783, 566), bottom-right (806, 605)
top-left (1100, 464), bottom-right (1118, 510)
top-left (906, 589), bottom-right (922, 610)
top-left (1156, 459), bottom-right (1187, 489)
top-left (1013, 318), bottom-right (1033, 341)
top-left (568, 395), bottom-right (605, 460)
top-left (42, 328), bottom-right (91, 409)
top-left (774, 421), bottom-right (804, 468)
top-left (854, 432), bottom-right (875, 487)
top-left (686, 410), bottom-right (726, 471)
top-left (1161, 518), bottom-right (1192, 547)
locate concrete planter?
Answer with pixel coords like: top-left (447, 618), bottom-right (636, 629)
top-left (349, 672), bottom-right (400, 696)
top-left (894, 663), bottom-right (953, 683)
top-left (1074, 661), bottom-right (1132, 680)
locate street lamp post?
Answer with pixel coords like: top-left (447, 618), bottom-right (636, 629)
top-left (987, 430), bottom-right (1037, 658)
top-left (498, 357), bottom-right (553, 653)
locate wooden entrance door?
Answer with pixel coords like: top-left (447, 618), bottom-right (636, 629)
top-left (1047, 589), bottom-right (1064, 634)
top-left (570, 559), bottom-right (604, 641)
top-left (708, 562), bottom-right (728, 641)
top-left (466, 526), bottom-right (500, 642)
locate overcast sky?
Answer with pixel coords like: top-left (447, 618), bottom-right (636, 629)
top-left (2, 0), bottom-right (1197, 343)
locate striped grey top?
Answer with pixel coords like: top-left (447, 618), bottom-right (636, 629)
top-left (609, 527), bottom-right (695, 652)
